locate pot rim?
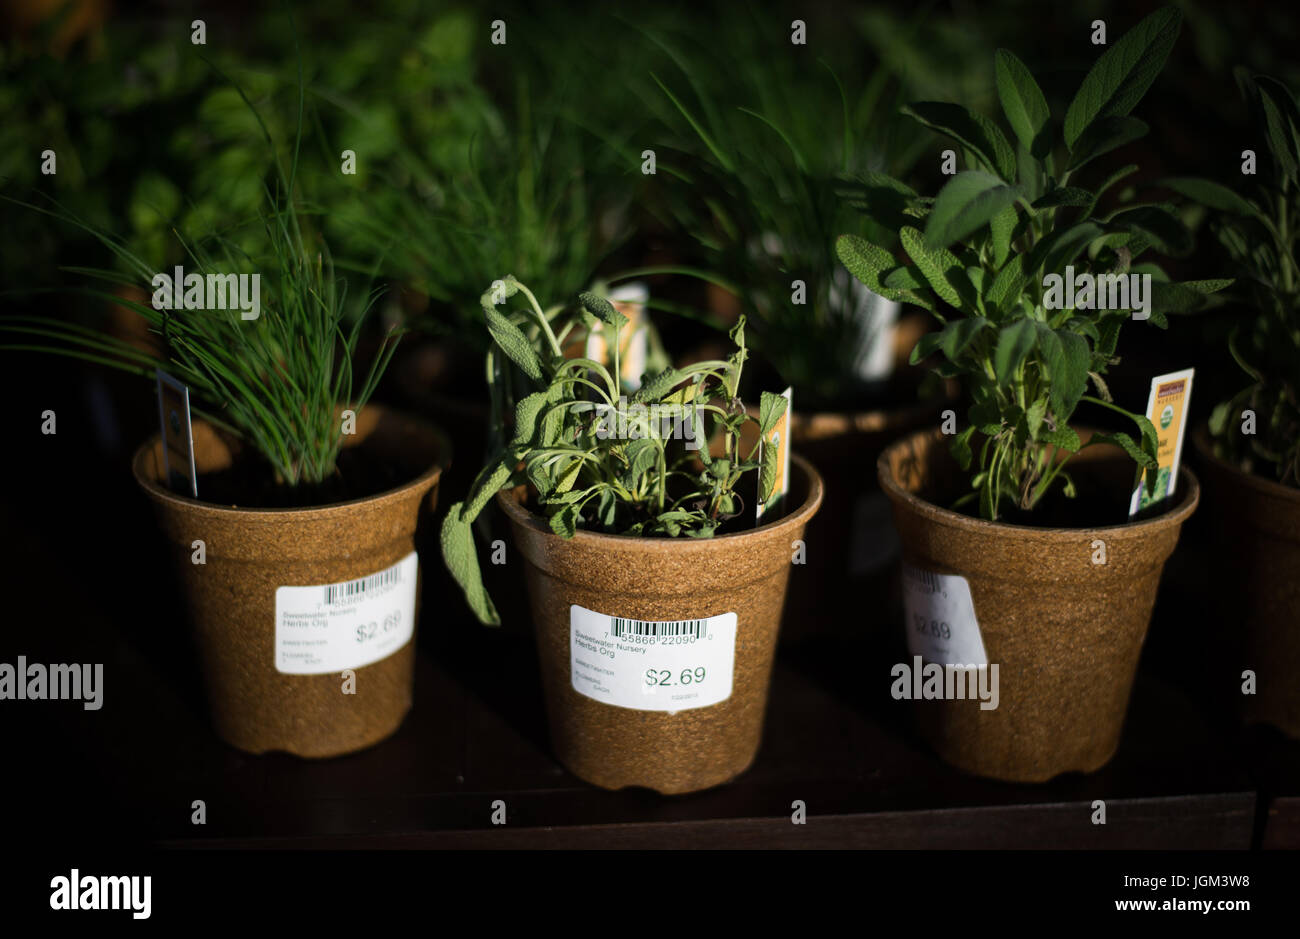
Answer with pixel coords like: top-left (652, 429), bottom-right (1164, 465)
top-left (1191, 423), bottom-right (1300, 506)
top-left (878, 428), bottom-right (1200, 539)
top-left (496, 451), bottom-right (824, 545)
top-left (131, 404), bottom-right (451, 519)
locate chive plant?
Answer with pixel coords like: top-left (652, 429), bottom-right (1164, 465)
top-left (441, 276), bottom-right (788, 625)
top-left (837, 6), bottom-right (1230, 521)
top-left (635, 9), bottom-right (930, 407)
top-left (337, 66), bottom-right (637, 349)
top-left (2, 76), bottom-right (397, 491)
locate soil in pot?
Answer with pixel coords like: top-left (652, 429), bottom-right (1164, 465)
top-left (497, 454), bottom-right (824, 794)
top-left (133, 405), bottom-right (449, 758)
top-left (1192, 427), bottom-right (1300, 739)
top-left (879, 429), bottom-right (1199, 783)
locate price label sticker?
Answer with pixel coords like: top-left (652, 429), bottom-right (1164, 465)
top-left (274, 552), bottom-right (417, 674)
top-left (900, 563), bottom-right (987, 666)
top-left (568, 604), bottom-right (737, 712)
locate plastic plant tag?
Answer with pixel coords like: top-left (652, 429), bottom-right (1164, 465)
top-left (1128, 368), bottom-right (1194, 517)
top-left (584, 282), bottom-right (649, 390)
top-left (568, 604), bottom-right (737, 712)
top-left (756, 386), bottom-right (793, 523)
top-left (274, 551), bottom-right (418, 675)
top-left (900, 563), bottom-right (988, 666)
top-left (849, 280), bottom-right (901, 383)
top-left (156, 369), bottom-right (197, 498)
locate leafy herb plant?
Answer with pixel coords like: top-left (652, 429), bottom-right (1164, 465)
top-left (2, 80), bottom-right (397, 491)
top-left (836, 6), bottom-right (1229, 521)
top-left (441, 276), bottom-right (789, 625)
top-left (1168, 73), bottom-right (1300, 487)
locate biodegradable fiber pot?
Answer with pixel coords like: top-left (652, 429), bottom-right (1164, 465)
top-left (132, 406), bottom-right (448, 758)
top-left (1193, 427), bottom-right (1300, 738)
top-left (879, 430), bottom-right (1198, 783)
top-left (498, 454), bottom-right (824, 794)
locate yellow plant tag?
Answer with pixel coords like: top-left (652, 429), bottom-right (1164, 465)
top-left (1129, 368), bottom-right (1194, 517)
top-left (756, 387), bottom-right (793, 523)
top-left (583, 283), bottom-right (648, 390)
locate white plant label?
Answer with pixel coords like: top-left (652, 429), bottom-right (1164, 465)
top-left (569, 604), bottom-right (737, 712)
top-left (901, 563), bottom-right (987, 666)
top-left (274, 552), bottom-right (418, 675)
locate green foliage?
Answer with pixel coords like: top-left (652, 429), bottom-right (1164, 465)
top-left (640, 10), bottom-right (930, 405)
top-left (1185, 73), bottom-right (1300, 487)
top-left (441, 277), bottom-right (778, 625)
top-left (2, 74), bottom-right (397, 489)
top-left (837, 7), bottom-right (1228, 521)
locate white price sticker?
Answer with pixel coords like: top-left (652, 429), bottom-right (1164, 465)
top-left (568, 604), bottom-right (737, 712)
top-left (274, 552), bottom-right (417, 675)
top-left (901, 563), bottom-right (987, 666)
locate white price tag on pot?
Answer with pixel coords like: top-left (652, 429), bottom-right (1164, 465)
top-left (901, 563), bottom-right (987, 666)
top-left (274, 552), bottom-right (417, 675)
top-left (569, 605), bottom-right (737, 712)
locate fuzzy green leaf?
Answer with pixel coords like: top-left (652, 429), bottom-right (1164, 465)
top-left (1063, 6), bottom-right (1182, 150)
top-left (986, 254), bottom-right (1029, 314)
top-left (549, 503), bottom-right (579, 538)
top-left (901, 101), bottom-right (1018, 182)
top-left (579, 290), bottom-right (628, 331)
top-left (510, 392), bottom-right (549, 449)
top-left (1159, 177), bottom-right (1260, 217)
top-left (995, 48), bottom-right (1052, 159)
top-left (924, 171), bottom-right (1023, 249)
top-left (759, 390), bottom-right (789, 438)
top-left (993, 319), bottom-right (1037, 384)
top-left (990, 204), bottom-right (1018, 269)
top-left (1067, 115), bottom-right (1148, 171)
top-left (440, 505), bottom-right (500, 626)
top-left (1042, 425), bottom-right (1082, 452)
top-left (1033, 187), bottom-right (1094, 209)
top-left (485, 306), bottom-right (544, 381)
top-left (1109, 205), bottom-right (1193, 257)
top-left (900, 226), bottom-right (977, 310)
top-left (631, 367), bottom-right (686, 404)
top-left (938, 318), bottom-right (991, 362)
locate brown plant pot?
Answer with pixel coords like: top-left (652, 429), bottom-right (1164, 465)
top-left (132, 406), bottom-right (449, 758)
top-left (879, 429), bottom-right (1199, 783)
top-left (1192, 426), bottom-right (1300, 738)
top-left (497, 454), bottom-right (824, 794)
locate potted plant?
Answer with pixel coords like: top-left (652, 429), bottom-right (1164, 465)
top-left (441, 276), bottom-right (823, 794)
top-left (1167, 73), bottom-right (1300, 738)
top-left (3, 102), bottom-right (449, 758)
top-left (637, 13), bottom-right (955, 644)
top-left (838, 7), bottom-right (1222, 782)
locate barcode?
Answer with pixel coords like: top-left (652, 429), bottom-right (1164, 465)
top-left (909, 568), bottom-right (942, 591)
top-left (611, 617), bottom-right (707, 639)
top-left (324, 565), bottom-right (401, 605)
